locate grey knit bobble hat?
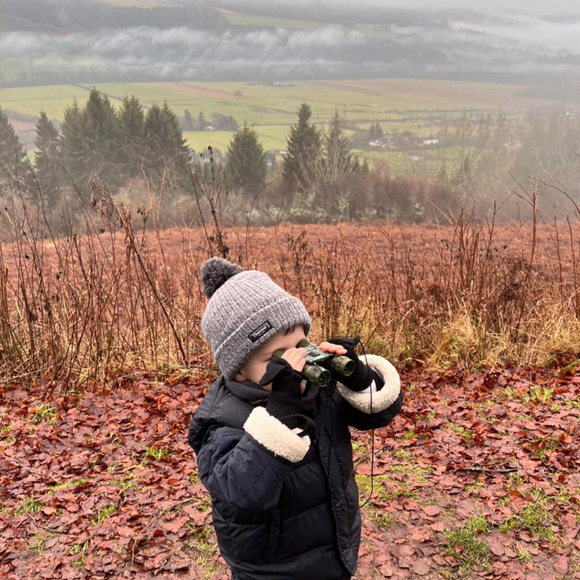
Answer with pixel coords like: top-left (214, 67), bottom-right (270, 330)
top-left (200, 257), bottom-right (311, 380)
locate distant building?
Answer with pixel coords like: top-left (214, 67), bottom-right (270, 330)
top-left (422, 139), bottom-right (439, 146)
top-left (205, 126), bottom-right (216, 132)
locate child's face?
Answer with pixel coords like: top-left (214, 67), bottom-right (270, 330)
top-left (235, 325), bottom-right (306, 390)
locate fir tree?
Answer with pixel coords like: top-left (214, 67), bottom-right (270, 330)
top-left (369, 123), bottom-right (377, 141)
top-left (283, 103), bottom-right (321, 188)
top-left (83, 88), bottom-right (123, 189)
top-left (376, 123), bottom-right (384, 140)
top-left (118, 95), bottom-right (147, 178)
top-left (322, 111), bottom-right (360, 184)
top-left (61, 100), bottom-right (87, 188)
top-left (226, 125), bottom-right (266, 192)
top-left (198, 111), bottom-right (207, 131)
top-left (34, 111), bottom-right (62, 206)
top-left (144, 102), bottom-right (190, 176)
top-left (144, 105), bottom-right (166, 175)
top-left (161, 101), bottom-right (190, 170)
top-left (0, 106), bottom-right (27, 191)
top-left (183, 109), bottom-right (195, 131)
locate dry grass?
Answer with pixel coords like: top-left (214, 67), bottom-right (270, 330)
top-left (1, 181), bottom-right (580, 394)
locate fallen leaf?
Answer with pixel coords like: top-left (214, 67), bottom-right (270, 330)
top-left (411, 559), bottom-right (431, 576)
top-left (487, 533), bottom-right (505, 557)
top-left (554, 556), bottom-right (569, 575)
top-left (164, 516), bottom-right (189, 534)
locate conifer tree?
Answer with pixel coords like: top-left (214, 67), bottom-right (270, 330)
top-left (322, 111), bottom-right (360, 184)
top-left (0, 106), bottom-right (27, 191)
top-left (226, 125), bottom-right (266, 192)
top-left (144, 102), bottom-right (190, 176)
top-left (283, 103), bottom-right (321, 188)
top-left (34, 111), bottom-right (62, 206)
top-left (369, 123), bottom-right (377, 141)
top-left (61, 100), bottom-right (87, 187)
top-left (119, 95), bottom-right (147, 178)
top-left (161, 101), bottom-right (189, 160)
top-left (183, 109), bottom-right (195, 131)
top-left (83, 88), bottom-right (123, 189)
top-left (143, 104), bottom-right (164, 175)
top-left (198, 111), bottom-right (207, 131)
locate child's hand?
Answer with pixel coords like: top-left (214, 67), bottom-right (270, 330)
top-left (317, 342), bottom-right (348, 356)
top-left (274, 348), bottom-right (308, 394)
top-left (326, 336), bottom-right (380, 392)
top-left (280, 347), bottom-right (308, 373)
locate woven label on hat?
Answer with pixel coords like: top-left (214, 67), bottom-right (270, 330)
top-left (248, 320), bottom-right (273, 343)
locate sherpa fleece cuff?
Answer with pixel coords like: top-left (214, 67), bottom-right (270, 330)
top-left (337, 354), bottom-right (400, 414)
top-left (243, 407), bottom-right (311, 463)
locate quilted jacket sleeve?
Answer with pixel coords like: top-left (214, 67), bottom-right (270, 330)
top-left (336, 354), bottom-right (403, 431)
top-left (195, 407), bottom-right (311, 511)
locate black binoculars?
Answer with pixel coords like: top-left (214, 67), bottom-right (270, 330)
top-left (273, 339), bottom-right (355, 387)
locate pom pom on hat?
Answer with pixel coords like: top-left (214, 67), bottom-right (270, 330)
top-left (200, 257), bottom-right (244, 299)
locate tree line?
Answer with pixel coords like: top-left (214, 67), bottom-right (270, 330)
top-left (180, 111), bottom-right (238, 131)
top-left (0, 91), bottom-right (474, 225)
top-left (0, 93), bottom-right (367, 204)
top-left (0, 89), bottom-right (191, 207)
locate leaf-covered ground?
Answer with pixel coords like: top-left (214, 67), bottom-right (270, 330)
top-left (1, 363), bottom-right (579, 580)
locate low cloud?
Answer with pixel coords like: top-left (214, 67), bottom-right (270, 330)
top-left (1, 19), bottom-right (579, 86)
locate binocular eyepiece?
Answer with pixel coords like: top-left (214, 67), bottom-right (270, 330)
top-left (273, 339), bottom-right (355, 387)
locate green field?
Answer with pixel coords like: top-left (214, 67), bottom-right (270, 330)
top-left (221, 10), bottom-right (329, 30)
top-left (0, 78), bottom-right (564, 126)
top-left (185, 125), bottom-right (356, 154)
top-left (358, 146), bottom-right (456, 174)
top-left (185, 125), bottom-right (288, 154)
top-left (1, 78), bottom-right (576, 163)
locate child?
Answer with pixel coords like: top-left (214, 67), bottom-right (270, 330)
top-left (188, 257), bottom-right (403, 580)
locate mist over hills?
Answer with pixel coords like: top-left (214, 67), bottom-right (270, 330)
top-left (1, 0), bottom-right (580, 87)
top-left (0, 0), bottom-right (227, 31)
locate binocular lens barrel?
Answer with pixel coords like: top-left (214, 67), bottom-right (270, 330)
top-left (271, 346), bottom-right (352, 387)
top-left (328, 355), bottom-right (355, 377)
top-left (303, 363), bottom-right (331, 388)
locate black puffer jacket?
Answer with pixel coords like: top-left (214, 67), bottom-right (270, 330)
top-left (188, 354), bottom-right (402, 580)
